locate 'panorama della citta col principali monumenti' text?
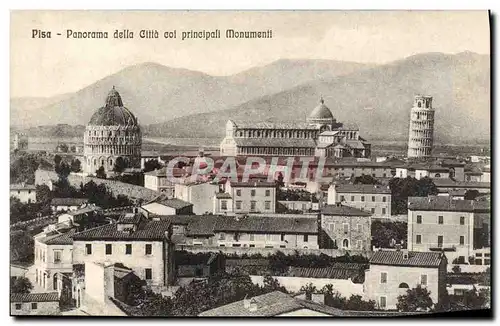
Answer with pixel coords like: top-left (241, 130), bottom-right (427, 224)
top-left (31, 29), bottom-right (274, 40)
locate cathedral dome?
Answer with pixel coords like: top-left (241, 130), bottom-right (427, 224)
top-left (88, 87), bottom-right (138, 126)
top-left (308, 97), bottom-right (334, 121)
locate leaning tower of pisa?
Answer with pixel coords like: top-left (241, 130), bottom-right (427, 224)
top-left (407, 95), bottom-right (435, 158)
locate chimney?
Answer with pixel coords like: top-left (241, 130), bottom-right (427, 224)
top-left (243, 295), bottom-right (250, 309)
top-left (402, 249), bottom-right (409, 259)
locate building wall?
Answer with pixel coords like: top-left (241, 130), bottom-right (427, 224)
top-left (10, 189), bottom-right (37, 203)
top-left (321, 214), bottom-right (371, 251)
top-left (328, 188), bottom-right (391, 218)
top-left (73, 240), bottom-right (167, 286)
top-left (278, 201), bottom-right (319, 212)
top-left (10, 301), bottom-right (60, 316)
top-left (213, 231), bottom-right (319, 249)
top-left (364, 264), bottom-right (440, 310)
top-left (52, 204), bottom-right (82, 212)
top-left (226, 184), bottom-right (276, 213)
top-left (33, 239), bottom-right (73, 291)
top-left (407, 209), bottom-right (474, 263)
top-left (175, 183), bottom-right (219, 215)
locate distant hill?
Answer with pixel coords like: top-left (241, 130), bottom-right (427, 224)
top-left (11, 59), bottom-right (374, 128)
top-left (145, 52), bottom-right (490, 144)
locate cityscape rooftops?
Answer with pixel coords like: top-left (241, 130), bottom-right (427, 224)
top-left (72, 218), bottom-right (172, 241)
top-left (333, 183), bottom-right (391, 194)
top-left (370, 250), bottom-right (445, 268)
top-left (408, 196), bottom-right (490, 212)
top-left (432, 179), bottom-right (491, 189)
top-left (11, 292), bottom-right (60, 303)
top-left (229, 180), bottom-right (276, 188)
top-left (321, 204), bottom-right (372, 216)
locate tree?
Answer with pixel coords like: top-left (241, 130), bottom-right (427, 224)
top-left (55, 161), bottom-right (71, 180)
top-left (58, 143), bottom-right (69, 153)
top-left (10, 277), bottom-right (33, 294)
top-left (71, 159), bottom-right (82, 173)
top-left (300, 283), bottom-right (317, 300)
top-left (54, 154), bottom-right (62, 167)
top-left (144, 159), bottom-right (162, 173)
top-left (263, 275), bottom-right (287, 292)
top-left (70, 145), bottom-right (77, 153)
top-left (396, 285), bottom-right (433, 312)
top-left (465, 190), bottom-right (480, 200)
top-left (354, 175), bottom-right (379, 185)
top-left (345, 294), bottom-right (376, 311)
top-left (36, 184), bottom-right (52, 204)
top-left (113, 157), bottom-right (127, 173)
top-left (451, 265), bottom-right (462, 273)
top-left (96, 166), bottom-right (106, 179)
top-left (389, 177), bottom-right (438, 215)
top-left (371, 220), bottom-right (408, 248)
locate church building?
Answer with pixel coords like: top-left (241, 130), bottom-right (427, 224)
top-left (220, 98), bottom-right (371, 158)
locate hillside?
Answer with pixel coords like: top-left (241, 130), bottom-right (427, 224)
top-left (11, 59), bottom-right (374, 128)
top-left (145, 52), bottom-right (490, 144)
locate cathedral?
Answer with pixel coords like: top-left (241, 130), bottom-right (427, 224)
top-left (220, 98), bottom-right (371, 158)
top-left (83, 87), bottom-right (142, 175)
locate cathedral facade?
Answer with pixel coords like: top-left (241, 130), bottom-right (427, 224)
top-left (220, 98), bottom-right (371, 158)
top-left (83, 87), bottom-right (142, 175)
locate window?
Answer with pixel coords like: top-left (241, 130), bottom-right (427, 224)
top-left (371, 208), bottom-right (375, 214)
top-left (416, 215), bottom-right (422, 224)
top-left (416, 235), bottom-right (422, 244)
top-left (372, 196), bottom-right (376, 202)
top-left (249, 234), bottom-right (255, 241)
top-left (342, 239), bottom-right (349, 249)
top-left (265, 190), bottom-right (271, 197)
top-left (380, 272), bottom-right (387, 284)
top-left (382, 196), bottom-right (386, 202)
top-left (351, 196), bottom-right (355, 201)
top-left (125, 244), bottom-right (132, 255)
top-left (380, 296), bottom-right (387, 309)
top-left (361, 196), bottom-right (365, 202)
top-left (382, 208), bottom-right (386, 215)
top-left (438, 216), bottom-right (443, 224)
top-left (15, 304), bottom-right (21, 310)
top-left (265, 234), bottom-right (272, 241)
top-left (235, 201), bottom-right (242, 210)
top-left (236, 189), bottom-right (241, 196)
top-left (31, 303), bottom-right (37, 310)
top-left (105, 244), bottom-right (112, 255)
top-left (343, 223), bottom-right (349, 233)
top-left (357, 224), bottom-right (362, 232)
top-left (281, 234), bottom-right (285, 241)
top-left (219, 233), bottom-right (225, 240)
top-left (303, 235), bottom-right (309, 242)
top-left (438, 236), bottom-right (443, 248)
top-left (221, 200), bottom-right (227, 210)
top-left (251, 189), bottom-right (256, 197)
top-left (460, 216), bottom-right (465, 225)
top-left (460, 236), bottom-right (465, 245)
top-left (357, 240), bottom-right (363, 249)
top-left (85, 244), bottom-right (92, 255)
top-left (265, 201), bottom-right (271, 210)
top-left (145, 268), bottom-right (152, 280)
top-left (250, 201), bottom-right (256, 211)
top-left (340, 195), bottom-right (345, 202)
top-left (233, 233), bottom-right (240, 241)
top-left (145, 244), bottom-right (152, 255)
top-left (421, 274), bottom-right (428, 286)
top-left (53, 250), bottom-right (61, 263)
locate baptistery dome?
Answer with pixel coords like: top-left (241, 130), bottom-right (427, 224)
top-left (83, 87), bottom-right (142, 175)
top-left (307, 97), bottom-right (336, 130)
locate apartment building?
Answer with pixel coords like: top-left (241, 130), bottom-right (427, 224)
top-left (364, 250), bottom-right (447, 310)
top-left (214, 179), bottom-right (277, 214)
top-left (407, 196), bottom-right (490, 264)
top-left (320, 203), bottom-right (372, 251)
top-left (327, 183), bottom-right (391, 218)
top-left (10, 183), bottom-right (37, 203)
top-left (72, 213), bottom-right (176, 287)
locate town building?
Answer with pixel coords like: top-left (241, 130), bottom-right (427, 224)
top-left (10, 183), bottom-right (36, 203)
top-left (220, 98), bottom-right (371, 158)
top-left (83, 87), bottom-right (142, 175)
top-left (364, 250), bottom-right (447, 310)
top-left (213, 179), bottom-right (277, 215)
top-left (320, 203), bottom-right (372, 251)
top-left (144, 166), bottom-right (188, 196)
top-left (10, 292), bottom-right (60, 316)
top-left (327, 183), bottom-right (391, 218)
top-left (407, 196), bottom-right (490, 264)
top-left (278, 200), bottom-right (320, 213)
top-left (140, 195), bottom-right (193, 217)
top-left (432, 179), bottom-right (491, 194)
top-left (50, 197), bottom-right (89, 212)
top-left (407, 95), bottom-right (435, 158)
top-left (11, 133), bottom-right (29, 152)
top-left (174, 181), bottom-right (219, 215)
top-left (72, 213), bottom-right (176, 288)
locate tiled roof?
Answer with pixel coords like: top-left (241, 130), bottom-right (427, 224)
top-left (321, 204), bottom-right (371, 216)
top-left (215, 192), bottom-right (232, 199)
top-left (335, 184), bottom-right (391, 194)
top-left (40, 229), bottom-right (76, 245)
top-left (234, 138), bottom-right (317, 148)
top-left (230, 180), bottom-right (276, 188)
top-left (11, 292), bottom-right (59, 303)
top-left (370, 250), bottom-right (444, 268)
top-left (68, 206), bottom-right (102, 216)
top-left (147, 196), bottom-right (193, 210)
top-left (51, 198), bottom-right (89, 206)
top-left (10, 184), bottom-right (36, 190)
top-left (432, 179), bottom-right (491, 189)
top-left (72, 219), bottom-right (172, 241)
top-left (319, 131), bottom-right (339, 136)
top-left (118, 213), bottom-right (142, 224)
top-left (233, 121), bottom-right (318, 130)
top-left (214, 215), bottom-right (317, 234)
top-left (288, 264), bottom-right (366, 283)
top-left (185, 215), bottom-right (219, 236)
top-left (345, 140), bottom-right (366, 149)
top-left (407, 196), bottom-right (490, 212)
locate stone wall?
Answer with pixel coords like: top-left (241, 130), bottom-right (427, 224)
top-left (35, 169), bottom-right (159, 202)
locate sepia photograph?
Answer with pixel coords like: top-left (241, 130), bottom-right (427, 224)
top-left (9, 10), bottom-right (491, 317)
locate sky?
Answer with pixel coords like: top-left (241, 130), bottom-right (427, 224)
top-left (10, 10), bottom-right (490, 98)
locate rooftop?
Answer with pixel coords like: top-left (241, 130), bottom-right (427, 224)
top-left (229, 180), bottom-right (277, 188)
top-left (39, 229), bottom-right (76, 245)
top-left (67, 205), bottom-right (102, 216)
top-left (233, 121), bottom-right (318, 130)
top-left (288, 264), bottom-right (366, 283)
top-left (370, 250), bottom-right (444, 268)
top-left (72, 218), bottom-right (172, 241)
top-left (233, 137), bottom-right (317, 148)
top-left (321, 204), bottom-right (372, 216)
top-left (432, 179), bottom-right (491, 189)
top-left (10, 183), bottom-right (36, 190)
top-left (214, 215), bottom-right (317, 234)
top-left (333, 183), bottom-right (391, 194)
top-left (11, 292), bottom-right (59, 303)
top-left (51, 197), bottom-right (89, 206)
top-left (145, 196), bottom-right (193, 210)
top-left (408, 196), bottom-right (490, 212)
